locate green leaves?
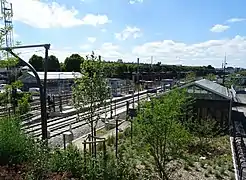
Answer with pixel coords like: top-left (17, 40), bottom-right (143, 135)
top-left (185, 71), bottom-right (196, 82)
top-left (0, 116), bottom-right (37, 165)
top-left (73, 52), bottom-right (110, 125)
top-left (64, 54), bottom-right (84, 72)
top-left (205, 73), bottom-right (216, 81)
top-left (134, 89), bottom-right (192, 179)
top-left (0, 57), bottom-right (18, 68)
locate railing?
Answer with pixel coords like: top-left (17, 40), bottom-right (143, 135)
top-left (233, 135), bottom-right (246, 180)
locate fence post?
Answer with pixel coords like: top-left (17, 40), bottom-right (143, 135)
top-left (84, 140), bottom-right (87, 173)
top-left (94, 127), bottom-right (97, 158)
top-left (126, 101), bottom-right (129, 116)
top-left (52, 95), bottom-right (55, 112)
top-left (110, 97), bottom-right (113, 119)
top-left (115, 115), bottom-right (118, 158)
top-left (132, 92), bottom-right (135, 109)
top-left (88, 134), bottom-right (92, 155)
top-left (63, 133), bottom-right (66, 150)
top-left (130, 117), bottom-right (133, 145)
top-left (103, 140), bottom-right (107, 179)
top-left (114, 99), bottom-right (116, 117)
top-left (59, 95), bottom-right (62, 112)
top-left (8, 107), bottom-right (11, 117)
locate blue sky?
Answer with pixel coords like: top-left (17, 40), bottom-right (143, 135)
top-left (6, 0), bottom-right (246, 67)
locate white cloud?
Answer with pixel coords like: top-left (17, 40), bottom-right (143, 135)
top-left (94, 43), bottom-right (123, 58)
top-left (87, 37), bottom-right (96, 43)
top-left (210, 24), bottom-right (230, 33)
top-left (81, 14), bottom-right (111, 26)
top-left (101, 28), bottom-right (107, 32)
top-left (227, 18), bottom-right (246, 23)
top-left (80, 44), bottom-right (91, 50)
top-left (129, 0), bottom-right (143, 4)
top-left (132, 35), bottom-right (246, 67)
top-left (9, 0), bottom-right (111, 28)
top-left (15, 35), bottom-right (246, 68)
top-left (115, 26), bottom-right (142, 40)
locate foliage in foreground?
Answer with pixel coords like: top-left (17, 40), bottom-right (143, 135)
top-left (134, 89), bottom-right (192, 179)
top-left (0, 116), bottom-right (36, 165)
top-left (0, 88), bottom-right (234, 180)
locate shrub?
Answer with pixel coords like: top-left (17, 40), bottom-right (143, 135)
top-left (17, 94), bottom-right (30, 115)
top-left (134, 90), bottom-right (192, 179)
top-left (0, 116), bottom-right (36, 165)
top-left (49, 145), bottom-right (84, 178)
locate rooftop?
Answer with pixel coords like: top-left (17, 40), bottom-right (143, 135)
top-left (182, 79), bottom-right (231, 99)
top-left (26, 72), bottom-right (82, 80)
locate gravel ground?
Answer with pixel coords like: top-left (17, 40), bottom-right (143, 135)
top-left (48, 112), bottom-right (127, 148)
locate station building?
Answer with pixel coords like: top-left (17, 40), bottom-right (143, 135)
top-left (180, 79), bottom-right (232, 129)
top-left (18, 71), bottom-right (82, 93)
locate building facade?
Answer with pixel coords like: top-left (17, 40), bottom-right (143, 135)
top-left (18, 71), bottom-right (82, 93)
top-left (181, 79), bottom-right (232, 130)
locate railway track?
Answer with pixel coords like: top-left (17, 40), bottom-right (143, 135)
top-left (22, 90), bottom-right (160, 140)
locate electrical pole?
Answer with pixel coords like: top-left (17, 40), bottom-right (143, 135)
top-left (1, 0), bottom-right (14, 58)
top-left (137, 58), bottom-right (140, 109)
top-left (222, 53), bottom-right (227, 86)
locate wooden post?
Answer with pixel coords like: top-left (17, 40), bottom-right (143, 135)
top-left (126, 101), bottom-right (129, 116)
top-left (94, 127), bottom-right (97, 158)
top-left (110, 96), bottom-right (113, 119)
top-left (115, 116), bottom-right (118, 158)
top-left (52, 95), bottom-right (55, 112)
top-left (114, 99), bottom-right (116, 117)
top-left (103, 140), bottom-right (107, 179)
top-left (132, 92), bottom-right (135, 109)
top-left (63, 133), bottom-right (66, 150)
top-left (131, 118), bottom-right (133, 145)
top-left (84, 140), bottom-right (87, 173)
top-left (88, 134), bottom-right (92, 155)
top-left (59, 95), bottom-right (62, 112)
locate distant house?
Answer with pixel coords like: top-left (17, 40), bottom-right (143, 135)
top-left (18, 71), bottom-right (82, 92)
top-left (107, 78), bottom-right (127, 97)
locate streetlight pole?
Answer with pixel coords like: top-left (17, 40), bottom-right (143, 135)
top-left (0, 44), bottom-right (50, 140)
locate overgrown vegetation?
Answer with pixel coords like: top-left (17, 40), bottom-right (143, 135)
top-left (73, 51), bottom-right (110, 156)
top-left (0, 87), bottom-right (234, 179)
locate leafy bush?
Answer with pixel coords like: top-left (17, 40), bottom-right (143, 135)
top-left (0, 116), bottom-right (36, 165)
top-left (134, 89), bottom-right (191, 179)
top-left (49, 145), bottom-right (84, 178)
top-left (17, 93), bottom-right (30, 115)
top-left (26, 140), bottom-right (51, 179)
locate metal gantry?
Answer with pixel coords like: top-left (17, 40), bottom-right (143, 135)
top-left (0, 44), bottom-right (51, 140)
top-left (0, 0), bottom-right (14, 58)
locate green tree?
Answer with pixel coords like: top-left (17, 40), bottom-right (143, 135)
top-left (64, 54), bottom-right (84, 72)
top-left (73, 51), bottom-right (110, 155)
top-left (134, 90), bottom-right (191, 179)
top-left (29, 54), bottom-right (43, 71)
top-left (185, 118), bottom-right (221, 146)
top-left (238, 70), bottom-right (246, 76)
top-left (185, 71), bottom-right (196, 82)
top-left (205, 73), bottom-right (216, 81)
top-left (47, 55), bottom-right (60, 71)
top-left (207, 65), bottom-right (215, 69)
top-left (60, 62), bottom-right (66, 72)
